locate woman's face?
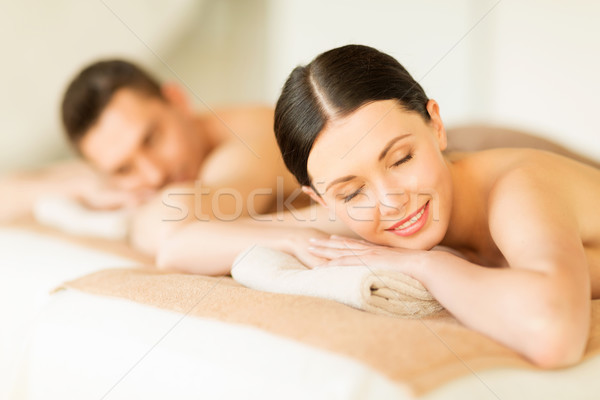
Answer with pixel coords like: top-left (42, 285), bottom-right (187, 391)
top-left (306, 99), bottom-right (453, 250)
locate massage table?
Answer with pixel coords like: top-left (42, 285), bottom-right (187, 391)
top-left (2, 222), bottom-right (599, 399)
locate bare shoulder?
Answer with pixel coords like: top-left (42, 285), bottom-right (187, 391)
top-left (458, 147), bottom-right (599, 191)
top-left (212, 105), bottom-right (274, 120)
top-left (198, 106), bottom-right (290, 186)
top-left (485, 149), bottom-right (576, 224)
top-left (201, 105), bottom-right (274, 139)
top-left (478, 149), bottom-right (600, 256)
top-left (484, 148), bottom-right (600, 199)
top-left (200, 105), bottom-right (277, 157)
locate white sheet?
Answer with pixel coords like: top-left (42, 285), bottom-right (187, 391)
top-left (16, 289), bottom-right (407, 400)
top-left (0, 227), bottom-right (141, 399)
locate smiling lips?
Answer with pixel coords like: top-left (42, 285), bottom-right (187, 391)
top-left (386, 200), bottom-right (430, 237)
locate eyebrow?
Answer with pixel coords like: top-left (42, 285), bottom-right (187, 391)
top-left (378, 133), bottom-right (411, 161)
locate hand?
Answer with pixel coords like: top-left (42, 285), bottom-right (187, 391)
top-left (75, 185), bottom-right (152, 210)
top-left (37, 160), bottom-right (150, 210)
top-left (67, 168), bottom-right (154, 210)
top-left (307, 235), bottom-right (425, 275)
top-left (282, 228), bottom-right (332, 269)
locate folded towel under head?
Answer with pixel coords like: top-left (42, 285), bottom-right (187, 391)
top-left (232, 246), bottom-right (444, 318)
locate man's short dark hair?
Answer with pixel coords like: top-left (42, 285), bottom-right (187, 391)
top-left (61, 59), bottom-right (163, 146)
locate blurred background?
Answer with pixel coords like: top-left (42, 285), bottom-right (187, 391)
top-left (1, 0), bottom-right (599, 173)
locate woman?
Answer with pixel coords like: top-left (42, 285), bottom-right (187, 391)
top-left (274, 44), bottom-right (600, 368)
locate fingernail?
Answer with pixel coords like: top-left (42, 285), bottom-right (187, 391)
top-left (308, 238), bottom-right (319, 242)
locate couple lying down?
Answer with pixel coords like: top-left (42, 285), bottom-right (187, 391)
top-left (7, 45), bottom-right (599, 368)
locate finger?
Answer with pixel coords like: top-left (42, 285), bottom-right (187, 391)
top-left (309, 236), bottom-right (369, 250)
top-left (308, 238), bottom-right (348, 249)
top-left (81, 189), bottom-right (141, 210)
top-left (295, 252), bottom-right (330, 269)
top-left (76, 194), bottom-right (120, 210)
top-left (325, 255), bottom-right (368, 267)
top-left (308, 257), bottom-right (331, 269)
top-left (330, 235), bottom-right (369, 245)
top-left (328, 255), bottom-right (399, 271)
top-left (330, 235), bottom-right (384, 249)
top-left (307, 245), bottom-right (360, 259)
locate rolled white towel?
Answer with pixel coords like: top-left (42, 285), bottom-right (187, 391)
top-left (33, 195), bottom-right (131, 241)
top-left (232, 246), bottom-right (444, 318)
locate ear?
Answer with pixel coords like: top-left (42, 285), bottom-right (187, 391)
top-left (160, 82), bottom-right (191, 113)
top-left (426, 99), bottom-right (447, 151)
top-left (302, 185), bottom-right (327, 207)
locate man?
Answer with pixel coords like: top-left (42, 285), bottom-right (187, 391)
top-left (63, 60), bottom-right (326, 255)
top-left (1, 60), bottom-right (319, 257)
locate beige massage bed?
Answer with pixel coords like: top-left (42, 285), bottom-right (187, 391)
top-left (2, 221), bottom-right (599, 399)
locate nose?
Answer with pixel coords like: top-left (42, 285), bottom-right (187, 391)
top-left (136, 154), bottom-right (166, 189)
top-left (375, 182), bottom-right (409, 218)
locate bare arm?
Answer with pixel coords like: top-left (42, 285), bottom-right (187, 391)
top-left (0, 160), bottom-right (138, 222)
top-left (311, 237), bottom-right (588, 368)
top-left (423, 169), bottom-right (589, 367)
top-left (155, 202), bottom-right (355, 275)
top-left (416, 251), bottom-right (588, 368)
top-left (155, 218), bottom-right (327, 275)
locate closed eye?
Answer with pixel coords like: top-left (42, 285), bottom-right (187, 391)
top-left (115, 164), bottom-right (132, 176)
top-left (343, 185), bottom-right (364, 203)
top-left (391, 153), bottom-right (413, 167)
top-left (143, 129), bottom-right (157, 148)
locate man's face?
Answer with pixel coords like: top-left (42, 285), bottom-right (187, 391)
top-left (79, 88), bottom-right (202, 195)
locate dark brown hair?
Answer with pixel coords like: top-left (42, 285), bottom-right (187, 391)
top-left (274, 44), bottom-right (430, 187)
top-left (61, 59), bottom-right (162, 145)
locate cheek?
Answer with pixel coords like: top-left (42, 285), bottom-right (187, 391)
top-left (160, 114), bottom-right (191, 155)
top-left (407, 153), bottom-right (446, 194)
top-left (333, 201), bottom-right (380, 240)
top-left (155, 129), bottom-right (190, 170)
top-left (421, 158), bottom-right (452, 228)
top-left (342, 218), bottom-right (377, 241)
